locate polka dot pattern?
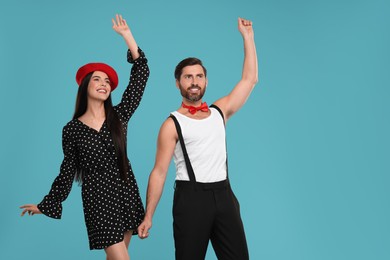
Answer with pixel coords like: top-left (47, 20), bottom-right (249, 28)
top-left (37, 48), bottom-right (150, 250)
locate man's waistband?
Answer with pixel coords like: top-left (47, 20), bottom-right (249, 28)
top-left (175, 179), bottom-right (229, 190)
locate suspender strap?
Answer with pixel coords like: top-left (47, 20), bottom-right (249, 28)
top-left (169, 115), bottom-right (197, 184)
top-left (209, 104), bottom-right (229, 178)
top-left (209, 104), bottom-right (225, 124)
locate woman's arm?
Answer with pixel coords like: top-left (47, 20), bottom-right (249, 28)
top-left (113, 14), bottom-right (150, 123)
top-left (20, 124), bottom-right (78, 219)
top-left (112, 14), bottom-right (139, 58)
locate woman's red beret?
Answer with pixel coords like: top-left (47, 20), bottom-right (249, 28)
top-left (76, 63), bottom-right (119, 91)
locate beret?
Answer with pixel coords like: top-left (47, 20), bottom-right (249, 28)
top-left (76, 63), bottom-right (119, 91)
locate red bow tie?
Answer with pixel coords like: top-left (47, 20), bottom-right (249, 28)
top-left (182, 102), bottom-right (209, 114)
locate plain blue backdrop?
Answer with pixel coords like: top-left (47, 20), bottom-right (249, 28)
top-left (1, 0), bottom-right (389, 259)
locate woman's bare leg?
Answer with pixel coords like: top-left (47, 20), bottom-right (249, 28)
top-left (105, 230), bottom-right (134, 260)
top-left (105, 241), bottom-right (129, 260)
top-left (124, 230), bottom-right (133, 249)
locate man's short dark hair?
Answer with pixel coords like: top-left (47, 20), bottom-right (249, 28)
top-left (174, 57), bottom-right (207, 80)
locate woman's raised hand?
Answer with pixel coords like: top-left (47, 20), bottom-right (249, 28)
top-left (112, 14), bottom-right (131, 36)
top-left (112, 14), bottom-right (139, 59)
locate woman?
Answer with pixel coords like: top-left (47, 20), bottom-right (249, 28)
top-left (20, 14), bottom-right (149, 260)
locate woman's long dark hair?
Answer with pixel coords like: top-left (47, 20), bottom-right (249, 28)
top-left (73, 72), bottom-right (129, 183)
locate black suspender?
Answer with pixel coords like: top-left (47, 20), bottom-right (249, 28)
top-left (169, 115), bottom-right (197, 184)
top-left (209, 104), bottom-right (224, 124)
top-left (209, 104), bottom-right (229, 179)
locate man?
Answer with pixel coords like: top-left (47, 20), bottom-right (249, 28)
top-left (138, 17), bottom-right (258, 260)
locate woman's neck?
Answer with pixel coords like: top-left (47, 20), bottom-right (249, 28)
top-left (84, 100), bottom-right (106, 120)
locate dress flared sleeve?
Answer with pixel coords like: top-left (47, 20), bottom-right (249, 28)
top-left (37, 124), bottom-right (77, 219)
top-left (115, 47), bottom-right (150, 124)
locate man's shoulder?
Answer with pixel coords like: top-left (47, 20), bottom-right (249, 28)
top-left (161, 116), bottom-right (177, 132)
top-left (157, 116), bottom-right (178, 142)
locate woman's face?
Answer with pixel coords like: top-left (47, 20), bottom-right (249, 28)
top-left (87, 71), bottom-right (112, 102)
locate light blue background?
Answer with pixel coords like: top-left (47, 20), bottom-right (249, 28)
top-left (1, 0), bottom-right (389, 259)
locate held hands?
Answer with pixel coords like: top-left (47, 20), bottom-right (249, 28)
top-left (112, 14), bottom-right (131, 36)
top-left (238, 17), bottom-right (254, 38)
top-left (137, 218), bottom-right (152, 239)
top-left (20, 204), bottom-right (42, 216)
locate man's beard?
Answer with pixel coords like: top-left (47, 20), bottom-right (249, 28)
top-left (179, 84), bottom-right (206, 102)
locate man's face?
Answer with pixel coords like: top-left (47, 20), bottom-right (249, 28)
top-left (176, 65), bottom-right (207, 102)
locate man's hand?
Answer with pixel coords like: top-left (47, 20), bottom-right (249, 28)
top-left (138, 218), bottom-right (152, 239)
top-left (238, 17), bottom-right (254, 38)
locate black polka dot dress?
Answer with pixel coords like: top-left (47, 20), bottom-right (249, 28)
top-left (37, 48), bottom-right (149, 250)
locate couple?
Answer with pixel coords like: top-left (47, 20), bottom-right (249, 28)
top-left (20, 14), bottom-right (258, 260)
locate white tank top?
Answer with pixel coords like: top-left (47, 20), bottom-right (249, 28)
top-left (171, 107), bottom-right (227, 183)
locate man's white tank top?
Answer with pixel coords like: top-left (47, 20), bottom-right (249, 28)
top-left (171, 107), bottom-right (227, 183)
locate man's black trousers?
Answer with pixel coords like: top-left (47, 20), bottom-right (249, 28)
top-left (173, 180), bottom-right (249, 260)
